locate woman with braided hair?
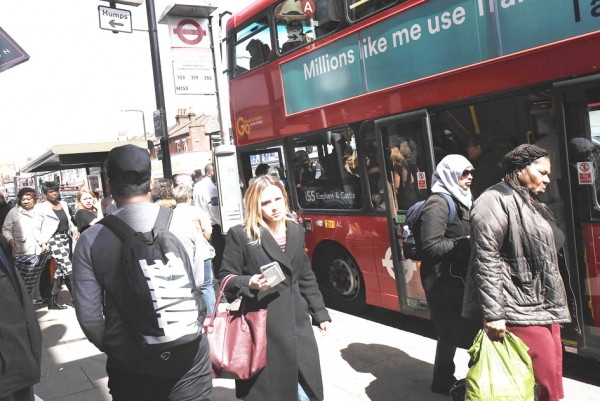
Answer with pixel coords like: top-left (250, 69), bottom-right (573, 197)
top-left (463, 144), bottom-right (570, 401)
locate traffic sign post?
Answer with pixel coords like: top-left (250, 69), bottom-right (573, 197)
top-left (98, 6), bottom-right (133, 34)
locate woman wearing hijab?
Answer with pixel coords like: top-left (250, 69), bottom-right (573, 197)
top-left (419, 154), bottom-right (481, 395)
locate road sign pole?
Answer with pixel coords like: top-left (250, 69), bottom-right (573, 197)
top-left (145, 0), bottom-right (172, 178)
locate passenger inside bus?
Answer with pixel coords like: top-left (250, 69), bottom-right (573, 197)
top-left (465, 133), bottom-right (503, 199)
top-left (290, 130), bottom-right (363, 209)
top-left (281, 20), bottom-right (304, 53)
top-left (246, 39), bottom-right (271, 68)
top-left (274, 1), bottom-right (340, 54)
top-left (390, 144), bottom-right (418, 210)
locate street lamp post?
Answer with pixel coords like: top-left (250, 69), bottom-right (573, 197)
top-left (121, 109), bottom-right (147, 141)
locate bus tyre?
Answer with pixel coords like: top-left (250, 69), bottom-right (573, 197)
top-left (318, 250), bottom-right (366, 312)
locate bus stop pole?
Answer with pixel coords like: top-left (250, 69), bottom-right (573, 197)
top-left (146, 0), bottom-right (172, 178)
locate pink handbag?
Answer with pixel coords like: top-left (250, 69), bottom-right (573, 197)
top-left (203, 274), bottom-right (267, 380)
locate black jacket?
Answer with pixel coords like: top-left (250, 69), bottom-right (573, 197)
top-left (462, 182), bottom-right (571, 325)
top-left (0, 235), bottom-right (42, 398)
top-left (219, 222), bottom-right (331, 401)
top-left (419, 193), bottom-right (471, 292)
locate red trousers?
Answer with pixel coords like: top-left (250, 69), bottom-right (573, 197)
top-left (507, 324), bottom-right (564, 401)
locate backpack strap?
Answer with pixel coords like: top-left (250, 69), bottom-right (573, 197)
top-left (98, 206), bottom-right (174, 240)
top-left (98, 215), bottom-right (137, 242)
top-left (438, 193), bottom-right (457, 223)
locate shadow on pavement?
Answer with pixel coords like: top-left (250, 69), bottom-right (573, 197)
top-left (341, 343), bottom-right (447, 401)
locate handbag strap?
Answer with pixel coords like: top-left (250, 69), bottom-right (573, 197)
top-left (207, 274), bottom-right (237, 325)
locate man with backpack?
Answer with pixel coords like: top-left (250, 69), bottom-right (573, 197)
top-left (72, 145), bottom-right (211, 401)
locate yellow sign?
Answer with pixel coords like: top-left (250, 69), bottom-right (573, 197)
top-left (236, 115), bottom-right (263, 136)
top-left (325, 220), bottom-right (335, 228)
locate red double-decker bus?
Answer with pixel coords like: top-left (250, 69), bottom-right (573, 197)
top-left (225, 0), bottom-right (600, 358)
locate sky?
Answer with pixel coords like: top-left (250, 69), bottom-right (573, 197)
top-left (0, 0), bottom-right (253, 169)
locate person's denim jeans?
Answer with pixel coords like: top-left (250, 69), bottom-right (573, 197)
top-left (201, 259), bottom-right (216, 316)
top-left (298, 381), bottom-right (317, 401)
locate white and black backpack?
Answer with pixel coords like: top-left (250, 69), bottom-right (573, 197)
top-left (99, 207), bottom-right (206, 351)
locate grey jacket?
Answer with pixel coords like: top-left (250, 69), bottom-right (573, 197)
top-left (462, 182), bottom-right (571, 325)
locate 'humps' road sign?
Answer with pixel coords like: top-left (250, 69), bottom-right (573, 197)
top-left (98, 6), bottom-right (132, 34)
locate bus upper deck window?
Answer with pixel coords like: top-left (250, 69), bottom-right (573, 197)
top-left (275, 0), bottom-right (340, 54)
top-left (234, 16), bottom-right (272, 76)
top-left (347, 0), bottom-right (398, 22)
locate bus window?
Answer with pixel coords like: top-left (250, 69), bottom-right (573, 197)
top-left (347, 0), bottom-right (399, 22)
top-left (289, 128), bottom-right (362, 210)
top-left (275, 0), bottom-right (340, 54)
top-left (234, 16), bottom-right (272, 75)
top-left (240, 146), bottom-right (288, 195)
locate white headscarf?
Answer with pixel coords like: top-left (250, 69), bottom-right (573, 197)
top-left (431, 154), bottom-right (473, 209)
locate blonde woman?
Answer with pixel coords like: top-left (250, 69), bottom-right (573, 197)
top-left (219, 175), bottom-right (330, 401)
top-left (390, 144), bottom-right (417, 210)
top-left (74, 189), bottom-right (104, 234)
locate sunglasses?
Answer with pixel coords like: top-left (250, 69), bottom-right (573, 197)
top-left (461, 169), bottom-right (475, 178)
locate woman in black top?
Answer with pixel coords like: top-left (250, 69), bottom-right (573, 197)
top-left (74, 189), bottom-right (103, 233)
top-left (419, 154), bottom-right (480, 394)
top-left (32, 181), bottom-right (79, 309)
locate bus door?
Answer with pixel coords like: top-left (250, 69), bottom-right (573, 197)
top-left (555, 75), bottom-right (600, 358)
top-left (363, 109), bottom-right (435, 317)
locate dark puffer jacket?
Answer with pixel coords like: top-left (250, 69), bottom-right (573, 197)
top-left (462, 182), bottom-right (571, 325)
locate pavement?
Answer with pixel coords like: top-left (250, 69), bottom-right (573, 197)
top-left (33, 290), bottom-right (599, 401)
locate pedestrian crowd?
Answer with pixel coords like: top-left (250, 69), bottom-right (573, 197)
top-left (0, 141), bottom-right (570, 401)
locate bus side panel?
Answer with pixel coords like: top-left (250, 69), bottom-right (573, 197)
top-left (230, 69), bottom-right (279, 142)
top-left (371, 241), bottom-right (401, 312)
top-left (584, 223), bottom-right (600, 328)
top-left (303, 214), bottom-right (395, 308)
top-left (347, 239), bottom-right (381, 308)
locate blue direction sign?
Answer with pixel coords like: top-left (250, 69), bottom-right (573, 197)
top-left (0, 26), bottom-right (29, 73)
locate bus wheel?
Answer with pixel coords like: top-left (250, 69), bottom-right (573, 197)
top-left (319, 250), bottom-right (366, 312)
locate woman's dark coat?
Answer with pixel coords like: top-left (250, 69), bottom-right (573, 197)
top-left (462, 182), bottom-right (571, 325)
top-left (419, 194), bottom-right (471, 293)
top-left (219, 221), bottom-right (331, 401)
top-left (0, 234), bottom-right (42, 398)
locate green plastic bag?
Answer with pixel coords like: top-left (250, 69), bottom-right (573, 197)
top-left (465, 329), bottom-right (535, 401)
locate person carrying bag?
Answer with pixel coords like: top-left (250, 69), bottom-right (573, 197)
top-left (218, 175), bottom-right (331, 401)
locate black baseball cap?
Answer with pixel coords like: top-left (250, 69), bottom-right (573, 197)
top-left (106, 145), bottom-right (151, 183)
